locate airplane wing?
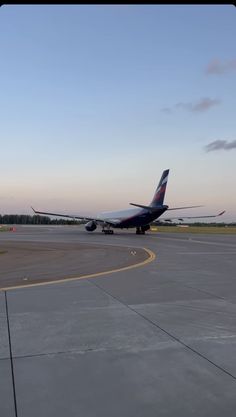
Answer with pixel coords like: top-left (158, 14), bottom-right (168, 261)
top-left (31, 207), bottom-right (94, 222)
top-left (158, 210), bottom-right (226, 222)
top-left (31, 207), bottom-right (119, 226)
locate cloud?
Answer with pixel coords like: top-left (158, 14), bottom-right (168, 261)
top-left (176, 98), bottom-right (221, 112)
top-left (161, 97), bottom-right (221, 114)
top-left (191, 98), bottom-right (221, 112)
top-left (205, 140), bottom-right (236, 152)
top-left (161, 107), bottom-right (172, 114)
top-left (206, 59), bottom-right (236, 75)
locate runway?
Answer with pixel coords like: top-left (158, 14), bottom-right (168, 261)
top-left (1, 225), bottom-right (236, 416)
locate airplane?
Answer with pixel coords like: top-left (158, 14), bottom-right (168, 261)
top-left (32, 169), bottom-right (225, 235)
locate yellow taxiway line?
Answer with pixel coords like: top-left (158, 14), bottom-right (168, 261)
top-left (0, 247), bottom-right (156, 292)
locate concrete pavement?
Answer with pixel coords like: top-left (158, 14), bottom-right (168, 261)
top-left (1, 226), bottom-right (236, 416)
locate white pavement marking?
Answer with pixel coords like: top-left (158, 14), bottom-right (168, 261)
top-left (177, 252), bottom-right (236, 255)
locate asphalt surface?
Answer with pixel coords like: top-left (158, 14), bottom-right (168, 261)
top-left (1, 225), bottom-right (236, 417)
top-left (0, 240), bottom-right (148, 289)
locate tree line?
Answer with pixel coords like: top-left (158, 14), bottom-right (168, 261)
top-left (154, 221), bottom-right (236, 227)
top-left (0, 214), bottom-right (235, 227)
top-left (0, 214), bottom-right (83, 225)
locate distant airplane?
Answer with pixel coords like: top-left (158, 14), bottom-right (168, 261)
top-left (32, 169), bottom-right (225, 234)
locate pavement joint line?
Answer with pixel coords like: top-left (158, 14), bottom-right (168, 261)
top-left (178, 283), bottom-right (227, 301)
top-left (88, 278), bottom-right (236, 382)
top-left (4, 291), bottom-right (18, 417)
top-left (128, 307), bottom-right (236, 381)
top-left (0, 247), bottom-right (156, 292)
top-left (0, 342), bottom-right (179, 361)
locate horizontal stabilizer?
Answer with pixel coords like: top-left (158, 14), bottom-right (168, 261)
top-left (129, 203), bottom-right (159, 212)
top-left (167, 205), bottom-right (204, 211)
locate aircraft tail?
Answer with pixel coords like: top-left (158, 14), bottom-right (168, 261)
top-left (150, 169), bottom-right (169, 207)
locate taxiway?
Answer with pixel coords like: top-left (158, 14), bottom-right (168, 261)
top-left (1, 225), bottom-right (236, 417)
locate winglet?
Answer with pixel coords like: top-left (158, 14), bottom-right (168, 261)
top-left (218, 210), bottom-right (226, 216)
top-left (31, 206), bottom-right (36, 214)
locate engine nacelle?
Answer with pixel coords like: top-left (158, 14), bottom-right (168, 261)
top-left (85, 220), bottom-right (97, 232)
top-left (141, 225), bottom-right (150, 232)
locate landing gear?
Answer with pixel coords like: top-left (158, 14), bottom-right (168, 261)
top-left (102, 225), bottom-right (114, 234)
top-left (136, 227), bottom-right (145, 235)
top-left (102, 229), bottom-right (114, 234)
top-left (136, 225), bottom-right (150, 234)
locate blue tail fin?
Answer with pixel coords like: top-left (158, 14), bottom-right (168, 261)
top-left (150, 169), bottom-right (169, 207)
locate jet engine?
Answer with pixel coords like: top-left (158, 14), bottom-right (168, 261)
top-left (85, 221), bottom-right (97, 232)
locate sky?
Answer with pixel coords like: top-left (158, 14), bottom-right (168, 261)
top-left (0, 5), bottom-right (236, 222)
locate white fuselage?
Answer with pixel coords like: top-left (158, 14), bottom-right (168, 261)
top-left (96, 207), bottom-right (141, 222)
